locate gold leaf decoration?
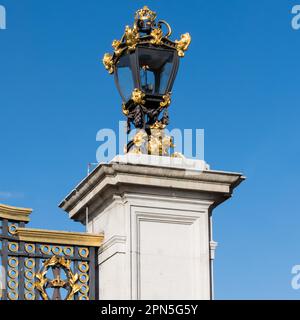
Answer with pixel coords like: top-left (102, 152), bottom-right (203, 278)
top-left (34, 255), bottom-right (83, 300)
top-left (135, 6), bottom-right (157, 23)
top-left (150, 28), bottom-right (163, 45)
top-left (122, 103), bottom-right (129, 116)
top-left (102, 53), bottom-right (114, 74)
top-left (131, 88), bottom-right (145, 105)
top-left (124, 25), bottom-right (139, 51)
top-left (112, 39), bottom-right (123, 56)
top-left (175, 33), bottom-right (191, 57)
top-left (160, 93), bottom-right (171, 108)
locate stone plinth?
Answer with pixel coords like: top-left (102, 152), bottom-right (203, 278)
top-left (59, 155), bottom-right (244, 300)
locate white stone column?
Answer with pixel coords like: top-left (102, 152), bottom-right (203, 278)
top-left (59, 155), bottom-right (244, 300)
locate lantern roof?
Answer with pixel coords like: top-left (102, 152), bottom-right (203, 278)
top-left (102, 6), bottom-right (191, 74)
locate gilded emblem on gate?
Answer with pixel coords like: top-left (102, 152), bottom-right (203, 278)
top-left (35, 255), bottom-right (82, 300)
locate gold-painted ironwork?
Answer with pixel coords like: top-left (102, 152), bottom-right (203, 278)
top-left (52, 245), bottom-right (63, 255)
top-left (79, 274), bottom-right (89, 284)
top-left (8, 280), bottom-right (18, 290)
top-left (8, 291), bottom-right (18, 300)
top-left (8, 242), bottom-right (19, 252)
top-left (40, 244), bottom-right (51, 254)
top-left (102, 6), bottom-right (191, 74)
top-left (25, 281), bottom-right (34, 291)
top-left (131, 88), bottom-right (145, 105)
top-left (112, 39), bottom-right (123, 56)
top-left (148, 126), bottom-right (174, 156)
top-left (133, 130), bottom-right (148, 147)
top-left (35, 255), bottom-right (82, 300)
top-left (122, 103), bottom-right (129, 116)
top-left (1, 203), bottom-right (100, 301)
top-left (124, 25), bottom-right (139, 51)
top-left (80, 284), bottom-right (89, 294)
top-left (8, 257), bottom-right (18, 268)
top-left (158, 19), bottom-right (172, 38)
top-left (25, 270), bottom-right (34, 280)
top-left (127, 130), bottom-right (148, 154)
top-left (128, 127), bottom-right (174, 156)
top-left (134, 5), bottom-right (157, 23)
top-left (25, 243), bottom-right (35, 253)
top-left (16, 228), bottom-right (104, 247)
top-left (150, 28), bottom-right (163, 45)
top-left (8, 269), bottom-right (18, 279)
top-left (63, 246), bottom-right (74, 256)
top-left (8, 224), bottom-right (17, 235)
top-left (175, 33), bottom-right (191, 57)
top-left (78, 261), bottom-right (89, 273)
top-left (25, 258), bottom-right (35, 269)
top-left (78, 247), bottom-right (89, 258)
top-left (25, 292), bottom-right (35, 300)
top-left (150, 121), bottom-right (166, 130)
top-left (160, 93), bottom-right (171, 108)
top-left (102, 53), bottom-right (114, 74)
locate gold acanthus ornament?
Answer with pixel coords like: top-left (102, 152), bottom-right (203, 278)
top-left (150, 28), bottom-right (163, 45)
top-left (124, 25), bottom-right (139, 51)
top-left (112, 39), bottom-right (123, 57)
top-left (148, 132), bottom-right (174, 156)
top-left (150, 121), bottom-right (166, 130)
top-left (160, 93), bottom-right (171, 108)
top-left (128, 127), bottom-right (174, 156)
top-left (133, 130), bottom-right (148, 147)
top-left (131, 88), bottom-right (146, 105)
top-left (126, 130), bottom-right (148, 154)
top-left (102, 53), bottom-right (114, 74)
top-left (175, 33), bottom-right (191, 57)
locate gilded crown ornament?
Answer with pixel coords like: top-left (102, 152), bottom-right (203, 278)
top-left (135, 6), bottom-right (157, 23)
top-left (102, 6), bottom-right (191, 155)
top-left (35, 256), bottom-right (82, 300)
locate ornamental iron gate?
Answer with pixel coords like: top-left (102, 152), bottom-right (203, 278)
top-left (0, 204), bottom-right (103, 300)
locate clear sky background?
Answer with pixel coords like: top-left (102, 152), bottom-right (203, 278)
top-left (1, 0), bottom-right (300, 299)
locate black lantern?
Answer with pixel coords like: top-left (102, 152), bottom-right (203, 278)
top-left (115, 45), bottom-right (179, 105)
top-left (103, 6), bottom-right (191, 154)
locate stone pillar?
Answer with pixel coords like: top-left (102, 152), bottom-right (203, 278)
top-left (59, 155), bottom-right (244, 300)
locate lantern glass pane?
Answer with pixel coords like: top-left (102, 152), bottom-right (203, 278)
top-left (159, 61), bottom-right (173, 94)
top-left (140, 67), bottom-right (155, 94)
top-left (116, 54), bottom-right (134, 101)
top-left (138, 48), bottom-right (175, 95)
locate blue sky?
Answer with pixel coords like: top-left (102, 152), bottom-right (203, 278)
top-left (1, 0), bottom-right (300, 299)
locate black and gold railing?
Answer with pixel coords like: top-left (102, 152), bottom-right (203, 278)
top-left (0, 204), bottom-right (103, 300)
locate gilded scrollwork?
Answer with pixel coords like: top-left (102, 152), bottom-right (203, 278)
top-left (128, 130), bottom-right (148, 154)
top-left (150, 28), bottom-right (163, 45)
top-left (175, 33), bottom-right (191, 57)
top-left (150, 121), bottom-right (166, 130)
top-left (102, 53), bottom-right (114, 74)
top-left (102, 6), bottom-right (191, 75)
top-left (147, 131), bottom-right (174, 156)
top-left (124, 25), bottom-right (139, 51)
top-left (112, 39), bottom-right (123, 56)
top-left (160, 93), bottom-right (172, 108)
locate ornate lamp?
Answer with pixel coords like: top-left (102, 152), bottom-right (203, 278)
top-left (103, 6), bottom-right (191, 155)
